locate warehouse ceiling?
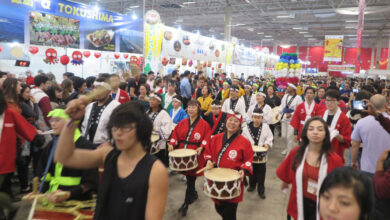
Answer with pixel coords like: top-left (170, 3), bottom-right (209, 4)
top-left (75, 0), bottom-right (390, 48)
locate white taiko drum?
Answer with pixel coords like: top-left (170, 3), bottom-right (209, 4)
top-left (150, 134), bottom-right (160, 155)
top-left (168, 149), bottom-right (198, 171)
top-left (203, 168), bottom-right (241, 200)
top-left (252, 145), bottom-right (268, 164)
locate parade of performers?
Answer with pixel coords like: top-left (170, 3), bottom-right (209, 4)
top-left (0, 68), bottom-right (390, 220)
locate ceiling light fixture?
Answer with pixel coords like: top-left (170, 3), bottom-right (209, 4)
top-left (280, 44), bottom-right (291, 48)
top-left (182, 1), bottom-right (196, 4)
top-left (292, 27), bottom-right (303, 30)
top-left (132, 13), bottom-right (137, 20)
top-left (264, 35), bottom-right (272, 37)
top-left (345, 20), bottom-right (357, 22)
top-left (277, 15), bottom-right (290, 18)
top-left (257, 32), bottom-right (264, 35)
top-left (345, 26), bottom-right (357, 29)
top-left (299, 32), bottom-right (308, 34)
top-left (128, 5), bottom-right (139, 9)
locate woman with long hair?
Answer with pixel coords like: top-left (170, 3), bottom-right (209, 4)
top-left (276, 116), bottom-right (344, 220)
top-left (47, 85), bottom-right (64, 109)
top-left (61, 79), bottom-right (73, 101)
top-left (135, 84), bottom-right (150, 110)
top-left (203, 111), bottom-right (253, 220)
top-left (2, 77), bottom-right (22, 113)
top-left (169, 99), bottom-right (211, 217)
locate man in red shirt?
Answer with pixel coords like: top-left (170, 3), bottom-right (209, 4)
top-left (25, 70), bottom-right (34, 86)
top-left (110, 74), bottom-right (130, 104)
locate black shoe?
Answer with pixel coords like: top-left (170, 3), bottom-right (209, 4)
top-left (247, 186), bottom-right (255, 192)
top-left (178, 203), bottom-right (188, 217)
top-left (259, 193), bottom-right (266, 199)
top-left (188, 191), bottom-right (198, 204)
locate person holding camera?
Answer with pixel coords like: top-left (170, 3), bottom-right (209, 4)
top-left (351, 94), bottom-right (390, 175)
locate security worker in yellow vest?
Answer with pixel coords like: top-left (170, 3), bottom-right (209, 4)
top-left (36, 108), bottom-right (98, 203)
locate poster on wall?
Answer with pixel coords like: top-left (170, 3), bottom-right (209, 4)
top-left (119, 29), bottom-right (143, 53)
top-left (324, 35), bottom-right (343, 62)
top-left (83, 25), bottom-right (115, 51)
top-left (232, 45), bottom-right (261, 66)
top-left (161, 26), bottom-right (229, 63)
top-left (0, 4), bottom-right (24, 43)
top-left (29, 11), bottom-right (80, 48)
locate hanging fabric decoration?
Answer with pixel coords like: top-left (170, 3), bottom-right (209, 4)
top-left (182, 58), bottom-right (188, 66)
top-left (11, 46), bottom-right (24, 58)
top-left (83, 51), bottom-right (91, 58)
top-left (274, 53), bottom-right (301, 88)
top-left (43, 48), bottom-right (58, 64)
top-left (188, 60), bottom-right (193, 67)
top-left (28, 46), bottom-right (39, 55)
top-left (71, 51), bottom-right (83, 65)
top-left (94, 52), bottom-right (101, 58)
top-left (60, 55), bottom-right (70, 65)
top-left (130, 56), bottom-right (138, 64)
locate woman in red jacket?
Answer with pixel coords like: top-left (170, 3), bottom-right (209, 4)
top-left (203, 112), bottom-right (253, 220)
top-left (276, 116), bottom-right (343, 220)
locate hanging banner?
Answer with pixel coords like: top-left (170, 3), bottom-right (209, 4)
top-left (144, 23), bottom-right (163, 73)
top-left (232, 45), bottom-right (261, 66)
top-left (161, 26), bottom-right (229, 63)
top-left (324, 35), bottom-right (344, 62)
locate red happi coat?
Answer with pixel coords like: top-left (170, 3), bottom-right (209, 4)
top-left (321, 111), bottom-right (352, 163)
top-left (203, 133), bottom-right (253, 203)
top-left (276, 146), bottom-right (343, 219)
top-left (0, 108), bottom-right (37, 174)
top-left (170, 117), bottom-right (211, 176)
top-left (290, 102), bottom-right (323, 141)
top-left (113, 89), bottom-right (130, 104)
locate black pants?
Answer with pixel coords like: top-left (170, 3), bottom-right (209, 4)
top-left (16, 154), bottom-right (31, 190)
top-left (215, 201), bottom-right (238, 220)
top-left (31, 144), bottom-right (42, 177)
top-left (249, 163), bottom-right (266, 195)
top-left (287, 197), bottom-right (316, 220)
top-left (185, 175), bottom-right (197, 203)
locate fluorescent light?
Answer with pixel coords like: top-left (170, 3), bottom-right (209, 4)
top-left (345, 20), bottom-right (357, 22)
top-left (345, 26), bottom-right (356, 29)
top-left (132, 13), bottom-right (137, 20)
top-left (128, 5), bottom-right (139, 8)
top-left (197, 30), bottom-right (200, 35)
top-left (264, 35), bottom-right (272, 37)
top-left (257, 32), bottom-right (264, 35)
top-left (308, 38), bottom-right (317, 40)
top-left (248, 28), bottom-right (254, 32)
top-left (235, 23), bottom-right (245, 26)
top-left (304, 35), bottom-right (313, 37)
top-left (277, 15), bottom-right (290, 18)
top-left (178, 26), bottom-right (182, 30)
top-left (299, 32), bottom-right (308, 34)
top-left (314, 13), bottom-right (336, 18)
top-left (182, 1), bottom-right (196, 4)
top-left (293, 27), bottom-right (303, 30)
top-left (280, 44), bottom-right (291, 48)
top-left (94, 5), bottom-right (99, 11)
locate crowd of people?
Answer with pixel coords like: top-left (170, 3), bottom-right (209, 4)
top-left (0, 68), bottom-right (389, 220)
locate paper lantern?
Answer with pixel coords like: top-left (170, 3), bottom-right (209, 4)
top-left (71, 51), bottom-right (83, 65)
top-left (11, 46), bottom-right (23, 58)
top-left (28, 46), bottom-right (39, 55)
top-left (0, 45), bottom-right (2, 53)
top-left (94, 52), bottom-right (101, 58)
top-left (218, 63), bottom-right (222, 68)
top-left (162, 57), bottom-right (168, 66)
top-left (114, 53), bottom-right (120, 59)
top-left (60, 55), bottom-right (70, 65)
top-left (43, 48), bottom-right (58, 64)
top-left (123, 54), bottom-right (129, 59)
top-left (83, 51), bottom-right (91, 58)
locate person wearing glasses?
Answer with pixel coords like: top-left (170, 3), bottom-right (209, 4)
top-left (321, 89), bottom-right (352, 163)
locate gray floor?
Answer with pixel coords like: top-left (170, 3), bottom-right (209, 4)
top-left (164, 134), bottom-right (290, 220)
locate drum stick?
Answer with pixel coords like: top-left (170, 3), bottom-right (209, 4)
top-left (196, 166), bottom-right (210, 174)
top-left (22, 191), bottom-right (69, 200)
top-left (27, 177), bottom-right (39, 220)
top-left (65, 82), bottom-right (112, 115)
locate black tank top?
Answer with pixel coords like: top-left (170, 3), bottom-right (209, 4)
top-left (94, 149), bottom-right (157, 220)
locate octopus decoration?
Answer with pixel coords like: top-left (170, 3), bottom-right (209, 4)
top-left (130, 56), bottom-right (138, 65)
top-left (43, 48), bottom-right (58, 64)
top-left (71, 51), bottom-right (83, 65)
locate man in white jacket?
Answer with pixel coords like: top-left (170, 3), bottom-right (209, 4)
top-left (222, 85), bottom-right (247, 121)
top-left (81, 77), bottom-right (120, 147)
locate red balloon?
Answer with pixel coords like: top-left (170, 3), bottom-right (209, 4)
top-left (60, 55), bottom-right (70, 65)
top-left (29, 46), bottom-right (39, 54)
top-left (94, 52), bottom-right (101, 58)
top-left (0, 45), bottom-right (2, 53)
top-left (218, 63), bottom-right (222, 68)
top-left (114, 53), bottom-right (120, 59)
top-left (162, 57), bottom-right (168, 66)
top-left (83, 51), bottom-right (91, 58)
top-left (123, 54), bottom-right (129, 59)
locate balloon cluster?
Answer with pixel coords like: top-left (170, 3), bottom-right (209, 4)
top-left (275, 53), bottom-right (301, 89)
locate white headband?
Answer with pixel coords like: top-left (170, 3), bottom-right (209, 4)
top-left (288, 83), bottom-right (297, 90)
top-left (173, 98), bottom-right (182, 103)
top-left (244, 84), bottom-right (252, 88)
top-left (211, 104), bottom-right (222, 108)
top-left (94, 82), bottom-right (112, 90)
top-left (252, 113), bottom-right (263, 117)
top-left (256, 92), bottom-right (266, 97)
top-left (150, 94), bottom-right (162, 102)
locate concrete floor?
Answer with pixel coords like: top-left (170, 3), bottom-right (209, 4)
top-left (163, 134), bottom-right (290, 220)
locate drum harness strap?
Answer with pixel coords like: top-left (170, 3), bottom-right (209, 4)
top-left (230, 98), bottom-right (238, 111)
top-left (248, 123), bottom-right (263, 146)
top-left (281, 94), bottom-right (296, 119)
top-left (180, 116), bottom-right (201, 149)
top-left (217, 132), bottom-right (239, 167)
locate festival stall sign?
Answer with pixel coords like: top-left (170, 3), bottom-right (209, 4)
top-left (232, 45), bottom-right (261, 66)
top-left (324, 35), bottom-right (344, 62)
top-left (1, 0), bottom-right (143, 53)
top-left (328, 64), bottom-right (355, 74)
top-left (161, 26), bottom-right (229, 63)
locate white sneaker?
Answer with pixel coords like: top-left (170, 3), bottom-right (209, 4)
top-left (281, 150), bottom-right (287, 155)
